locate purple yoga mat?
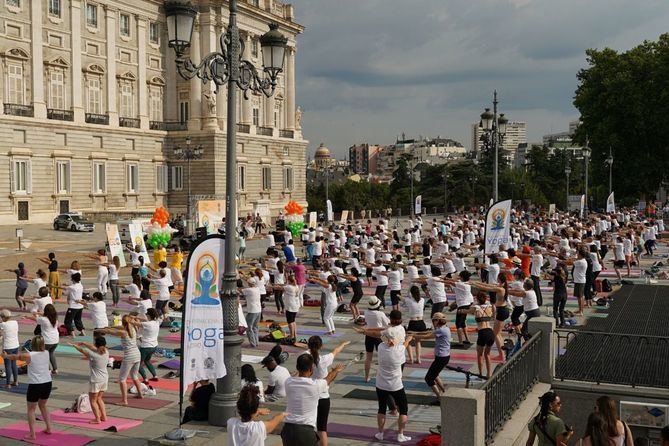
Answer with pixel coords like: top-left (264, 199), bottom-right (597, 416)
top-left (158, 358), bottom-right (181, 369)
top-left (0, 422), bottom-right (94, 446)
top-left (328, 422), bottom-right (425, 444)
top-left (405, 361), bottom-right (470, 370)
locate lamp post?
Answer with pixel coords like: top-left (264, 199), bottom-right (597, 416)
top-left (409, 150), bottom-right (415, 219)
top-left (479, 91), bottom-right (508, 202)
top-left (565, 165), bottom-right (571, 211)
top-left (443, 168), bottom-right (448, 215)
top-left (605, 147), bottom-right (614, 196)
top-left (582, 144), bottom-right (591, 217)
top-left (165, 0), bottom-right (288, 425)
top-left (173, 136), bottom-right (203, 235)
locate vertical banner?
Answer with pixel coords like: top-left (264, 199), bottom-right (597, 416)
top-left (198, 200), bottom-right (225, 234)
top-left (181, 235), bottom-right (227, 396)
top-left (129, 223), bottom-right (150, 264)
top-left (326, 200), bottom-right (333, 222)
top-left (484, 199), bottom-right (512, 254)
top-left (606, 192), bottom-right (615, 213)
top-left (340, 210), bottom-right (349, 224)
top-left (309, 211), bottom-right (317, 228)
top-left (415, 195), bottom-right (422, 215)
top-left (548, 204), bottom-right (556, 215)
top-left (105, 224), bottom-right (127, 267)
top-left (580, 194), bottom-right (586, 218)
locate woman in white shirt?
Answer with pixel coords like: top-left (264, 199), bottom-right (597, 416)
top-left (404, 285), bottom-right (427, 364)
top-left (24, 304), bottom-right (60, 375)
top-left (362, 296), bottom-right (390, 382)
top-left (274, 275), bottom-right (300, 342)
top-left (108, 256), bottom-right (122, 307)
top-left (1, 309), bottom-right (20, 387)
top-left (240, 364), bottom-right (265, 403)
top-left (31, 269), bottom-right (48, 293)
top-left (24, 286), bottom-right (52, 315)
top-left (307, 336), bottom-right (350, 446)
top-left (127, 289), bottom-right (153, 316)
top-left (2, 335), bottom-right (54, 440)
top-left (227, 386), bottom-right (286, 446)
top-left (85, 292), bottom-right (108, 332)
top-left (151, 269), bottom-right (172, 317)
top-left (444, 270), bottom-right (474, 345)
top-left (309, 275), bottom-right (339, 336)
top-left (273, 261), bottom-right (286, 314)
top-left (69, 337), bottom-right (110, 424)
top-left (63, 272), bottom-right (86, 336)
top-left (138, 308), bottom-right (161, 382)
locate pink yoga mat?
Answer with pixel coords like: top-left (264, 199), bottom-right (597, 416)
top-left (45, 409), bottom-right (143, 432)
top-left (127, 378), bottom-right (188, 392)
top-left (162, 333), bottom-right (181, 342)
top-left (0, 422), bottom-right (94, 446)
top-left (103, 393), bottom-right (173, 409)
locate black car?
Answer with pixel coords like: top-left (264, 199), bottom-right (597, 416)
top-left (53, 213), bottom-right (95, 232)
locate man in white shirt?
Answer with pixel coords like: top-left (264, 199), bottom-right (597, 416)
top-left (263, 356), bottom-right (291, 402)
top-left (281, 353), bottom-right (344, 446)
top-left (64, 272), bottom-right (86, 336)
top-left (530, 246), bottom-right (544, 306)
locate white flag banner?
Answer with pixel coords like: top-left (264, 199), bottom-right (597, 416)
top-left (489, 198), bottom-right (494, 208)
top-left (181, 235), bottom-right (227, 395)
top-left (580, 194), bottom-right (586, 218)
top-left (548, 204), bottom-right (556, 215)
top-left (485, 199), bottom-right (512, 255)
top-left (105, 224), bottom-right (127, 267)
top-left (606, 192), bottom-right (615, 213)
top-left (309, 211), bottom-right (317, 228)
top-left (415, 195), bottom-right (422, 215)
top-left (326, 200), bottom-right (334, 222)
top-left (340, 210), bottom-right (349, 224)
top-left (129, 223), bottom-right (150, 265)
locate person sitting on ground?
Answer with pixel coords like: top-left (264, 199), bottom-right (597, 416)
top-left (262, 355), bottom-right (291, 402)
top-left (227, 385), bottom-right (286, 446)
top-left (182, 380), bottom-right (216, 424)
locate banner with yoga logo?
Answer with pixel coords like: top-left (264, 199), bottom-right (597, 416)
top-left (128, 223), bottom-right (150, 265)
top-left (485, 199), bottom-right (512, 254)
top-left (181, 235), bottom-right (227, 395)
top-left (606, 192), bottom-right (615, 213)
top-left (105, 224), bottom-right (127, 267)
top-left (415, 195), bottom-right (422, 215)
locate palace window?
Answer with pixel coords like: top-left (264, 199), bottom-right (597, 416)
top-left (92, 162), bottom-right (106, 193)
top-left (55, 161), bottom-right (70, 194)
top-left (87, 78), bottom-right (101, 113)
top-left (49, 70), bottom-right (65, 110)
top-left (127, 163), bottom-right (139, 193)
top-left (7, 64), bottom-right (24, 104)
top-left (48, 0), bottom-right (61, 17)
top-left (119, 14), bottom-right (130, 37)
top-left (170, 166), bottom-right (183, 191)
top-left (11, 159), bottom-right (30, 194)
top-left (120, 83), bottom-right (134, 117)
top-left (283, 167), bottom-right (293, 190)
top-left (262, 166), bottom-right (271, 191)
top-left (150, 22), bottom-right (160, 44)
top-left (156, 164), bottom-right (167, 193)
top-left (149, 86), bottom-right (163, 122)
top-left (86, 3), bottom-right (98, 27)
top-left (238, 164), bottom-right (246, 191)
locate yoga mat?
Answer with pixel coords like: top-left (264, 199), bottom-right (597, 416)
top-left (343, 388), bottom-right (435, 406)
top-left (0, 422), bottom-right (94, 446)
top-left (328, 422), bottom-right (425, 444)
top-left (0, 402), bottom-right (11, 409)
top-left (292, 328), bottom-right (343, 337)
top-left (45, 409), bottom-right (143, 432)
top-left (0, 384), bottom-right (57, 395)
top-left (158, 358), bottom-right (181, 369)
top-left (162, 333), bottom-right (181, 342)
top-left (0, 357), bottom-right (26, 367)
top-left (135, 378), bottom-right (183, 392)
top-left (103, 393), bottom-right (173, 409)
top-left (242, 354), bottom-right (265, 364)
top-left (407, 369), bottom-right (485, 384)
top-left (55, 344), bottom-right (82, 355)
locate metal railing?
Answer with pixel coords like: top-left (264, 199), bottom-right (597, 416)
top-left (237, 123), bottom-right (250, 133)
top-left (4, 103), bottom-right (34, 117)
top-left (119, 117), bottom-right (140, 128)
top-left (279, 129), bottom-right (294, 138)
top-left (47, 108), bottom-right (74, 121)
top-left (257, 126), bottom-right (273, 136)
top-left (479, 331), bottom-right (542, 443)
top-left (160, 121), bottom-right (188, 131)
top-left (554, 329), bottom-right (669, 389)
top-left (85, 113), bottom-right (109, 125)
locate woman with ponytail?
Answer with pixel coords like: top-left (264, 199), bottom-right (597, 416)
top-left (306, 336), bottom-right (350, 446)
top-left (526, 391), bottom-right (573, 446)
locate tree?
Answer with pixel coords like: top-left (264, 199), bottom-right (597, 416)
top-left (574, 34), bottom-right (669, 205)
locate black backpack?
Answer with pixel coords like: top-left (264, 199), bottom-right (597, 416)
top-left (602, 279), bottom-right (612, 292)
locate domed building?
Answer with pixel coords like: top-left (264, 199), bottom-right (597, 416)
top-left (314, 143), bottom-right (334, 169)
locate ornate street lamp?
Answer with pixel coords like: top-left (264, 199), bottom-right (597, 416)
top-left (605, 148), bottom-right (614, 196)
top-left (582, 145), bottom-right (591, 216)
top-left (565, 165), bottom-right (571, 211)
top-left (173, 136), bottom-right (203, 235)
top-left (165, 0), bottom-right (288, 425)
top-left (479, 92), bottom-right (509, 202)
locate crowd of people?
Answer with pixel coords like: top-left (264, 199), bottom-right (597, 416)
top-left (1, 207), bottom-right (667, 444)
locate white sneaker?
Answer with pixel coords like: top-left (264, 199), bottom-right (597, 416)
top-left (374, 432), bottom-right (384, 441)
top-left (397, 433), bottom-right (412, 443)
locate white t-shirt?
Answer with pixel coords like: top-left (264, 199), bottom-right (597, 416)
top-left (523, 290), bottom-right (539, 312)
top-left (127, 283), bottom-right (141, 299)
top-left (88, 350), bottom-right (109, 384)
top-left (243, 287), bottom-right (262, 314)
top-left (32, 295), bottom-right (53, 314)
top-left (405, 297), bottom-right (425, 319)
top-left (364, 310), bottom-right (389, 328)
top-left (310, 352), bottom-right (334, 399)
top-left (137, 299), bottom-right (153, 315)
top-left (573, 259), bottom-right (587, 284)
top-left (0, 320), bottom-right (20, 349)
top-left (33, 277), bottom-right (47, 291)
top-left (487, 264), bottom-right (500, 285)
top-left (66, 283), bottom-right (84, 309)
top-left (387, 270), bottom-right (402, 291)
top-left (406, 265), bottom-right (419, 281)
top-left (373, 267), bottom-right (389, 287)
top-left (153, 276), bottom-right (171, 301)
top-left (88, 301), bottom-right (108, 328)
top-left (427, 277), bottom-right (447, 303)
top-left (267, 365), bottom-right (291, 398)
top-left (227, 418), bottom-right (267, 446)
top-left (613, 243), bottom-right (624, 261)
top-left (37, 317), bottom-right (59, 345)
top-left (139, 320), bottom-right (160, 348)
top-left (530, 254), bottom-right (543, 276)
top-left (28, 351), bottom-right (51, 384)
top-left (109, 264), bottom-right (119, 281)
top-left (283, 285), bottom-right (301, 313)
top-left (376, 343), bottom-right (405, 392)
top-left (454, 282), bottom-right (474, 307)
top-left (284, 376), bottom-right (328, 428)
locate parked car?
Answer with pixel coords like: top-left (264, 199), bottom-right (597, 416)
top-left (53, 213), bottom-right (95, 232)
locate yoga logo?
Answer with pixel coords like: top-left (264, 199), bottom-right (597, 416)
top-left (190, 252), bottom-right (220, 306)
top-left (491, 209), bottom-right (506, 231)
top-left (204, 357), bottom-right (214, 369)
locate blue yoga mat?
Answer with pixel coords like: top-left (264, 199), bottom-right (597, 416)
top-left (338, 375), bottom-right (430, 392)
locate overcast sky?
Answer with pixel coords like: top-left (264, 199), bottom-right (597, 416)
top-left (290, 0), bottom-right (669, 158)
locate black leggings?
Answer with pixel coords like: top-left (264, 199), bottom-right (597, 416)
top-left (45, 343), bottom-right (58, 371)
top-left (274, 290), bottom-right (284, 312)
top-left (376, 387), bottom-right (408, 415)
top-left (64, 308), bottom-right (84, 333)
top-left (553, 293), bottom-right (567, 326)
top-left (430, 302), bottom-right (446, 318)
top-left (511, 306), bottom-right (524, 327)
top-left (521, 309), bottom-right (541, 340)
top-left (425, 355), bottom-right (450, 387)
top-left (531, 276), bottom-right (543, 307)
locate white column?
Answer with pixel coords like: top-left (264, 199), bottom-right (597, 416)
top-left (285, 46), bottom-right (295, 130)
top-left (187, 20), bottom-right (202, 131)
top-left (216, 17), bottom-right (227, 131)
top-left (70, 0), bottom-right (84, 122)
top-left (240, 33), bottom-right (252, 125)
top-left (105, 6), bottom-right (118, 126)
top-left (30, 0), bottom-right (46, 118)
top-left (137, 15), bottom-right (149, 129)
top-left (200, 9), bottom-right (218, 130)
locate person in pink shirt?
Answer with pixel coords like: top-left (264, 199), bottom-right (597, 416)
top-left (288, 259), bottom-right (307, 304)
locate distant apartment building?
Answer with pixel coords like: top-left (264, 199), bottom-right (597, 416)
top-left (471, 121), bottom-right (526, 162)
top-left (348, 143), bottom-right (380, 175)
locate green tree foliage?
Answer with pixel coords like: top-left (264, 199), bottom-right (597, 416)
top-left (574, 34), bottom-right (669, 205)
